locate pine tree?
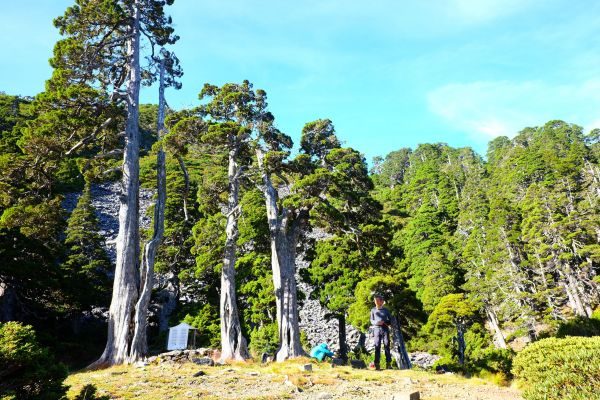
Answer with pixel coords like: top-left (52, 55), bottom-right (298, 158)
top-left (63, 184), bottom-right (111, 311)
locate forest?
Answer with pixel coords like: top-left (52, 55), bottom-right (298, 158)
top-left (1, 1), bottom-right (600, 399)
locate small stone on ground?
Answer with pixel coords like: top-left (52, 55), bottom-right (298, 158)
top-left (391, 391), bottom-right (420, 400)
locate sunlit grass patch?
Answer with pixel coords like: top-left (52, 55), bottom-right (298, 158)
top-left (65, 356), bottom-right (519, 399)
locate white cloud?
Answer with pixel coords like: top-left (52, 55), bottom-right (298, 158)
top-left (427, 80), bottom-right (600, 141)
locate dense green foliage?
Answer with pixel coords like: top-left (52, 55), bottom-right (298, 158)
top-left (513, 337), bottom-right (600, 400)
top-left (1, 1), bottom-right (600, 386)
top-left (556, 314), bottom-right (600, 338)
top-left (0, 322), bottom-right (68, 400)
top-left (373, 122), bottom-right (600, 349)
top-left (62, 185), bottom-right (111, 311)
top-left (4, 71), bottom-right (600, 374)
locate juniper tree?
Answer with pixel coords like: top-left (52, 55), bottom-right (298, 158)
top-left (347, 274), bottom-right (424, 345)
top-left (517, 122), bottom-right (598, 318)
top-left (163, 113), bottom-right (225, 347)
top-left (256, 118), bottom-right (384, 360)
top-left (305, 227), bottom-right (393, 362)
top-left (162, 101), bottom-right (276, 354)
top-left (452, 149), bottom-right (509, 348)
top-left (130, 54), bottom-right (178, 360)
top-left (420, 293), bottom-right (479, 365)
top-left (48, 0), bottom-right (181, 366)
top-left (387, 144), bottom-right (466, 311)
top-left (162, 84), bottom-right (270, 359)
top-left (193, 81), bottom-right (273, 360)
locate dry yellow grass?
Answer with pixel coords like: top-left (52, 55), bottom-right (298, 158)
top-left (65, 358), bottom-right (521, 400)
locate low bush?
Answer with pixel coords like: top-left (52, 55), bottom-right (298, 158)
top-left (249, 322), bottom-right (279, 357)
top-left (512, 336), bottom-right (600, 400)
top-left (470, 347), bottom-right (514, 376)
top-left (177, 303), bottom-right (220, 348)
top-left (0, 321), bottom-right (68, 400)
top-left (556, 316), bottom-right (600, 338)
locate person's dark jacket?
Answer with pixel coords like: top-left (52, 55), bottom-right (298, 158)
top-left (370, 306), bottom-right (392, 328)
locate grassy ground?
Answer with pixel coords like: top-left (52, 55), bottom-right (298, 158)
top-left (65, 357), bottom-right (523, 400)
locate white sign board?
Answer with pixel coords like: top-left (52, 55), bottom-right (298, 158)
top-left (167, 323), bottom-right (194, 350)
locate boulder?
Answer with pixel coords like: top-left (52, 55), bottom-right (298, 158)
top-left (409, 352), bottom-right (441, 370)
top-left (331, 358), bottom-right (345, 366)
top-left (192, 357), bottom-right (215, 366)
top-left (161, 350), bottom-right (183, 358)
top-left (300, 364), bottom-right (313, 372)
top-left (350, 359), bottom-right (367, 369)
top-left (391, 392), bottom-right (420, 400)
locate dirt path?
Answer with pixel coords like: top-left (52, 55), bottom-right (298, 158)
top-left (66, 359), bottom-right (523, 400)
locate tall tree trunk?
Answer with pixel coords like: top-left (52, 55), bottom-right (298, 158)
top-left (92, 3), bottom-right (141, 368)
top-left (391, 315), bottom-right (412, 370)
top-left (129, 57), bottom-right (168, 362)
top-left (559, 275), bottom-right (580, 316)
top-left (176, 155), bottom-right (190, 221)
top-left (271, 226), bottom-right (304, 361)
top-left (456, 321), bottom-right (466, 365)
top-left (564, 266), bottom-right (589, 317)
top-left (337, 313), bottom-right (347, 363)
top-left (485, 306), bottom-right (507, 349)
top-left (256, 149), bottom-right (305, 362)
top-left (220, 146), bottom-right (249, 361)
top-left (354, 332), bottom-right (367, 353)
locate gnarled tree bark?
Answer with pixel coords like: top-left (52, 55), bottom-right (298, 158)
top-left (129, 56), bottom-right (168, 362)
top-left (256, 149), bottom-right (305, 362)
top-left (485, 306), bottom-right (507, 349)
top-left (91, 2), bottom-right (141, 368)
top-left (220, 145), bottom-right (250, 361)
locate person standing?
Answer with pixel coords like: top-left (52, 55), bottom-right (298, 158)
top-left (370, 293), bottom-right (393, 370)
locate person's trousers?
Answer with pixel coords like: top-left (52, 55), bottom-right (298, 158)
top-left (373, 326), bottom-right (391, 367)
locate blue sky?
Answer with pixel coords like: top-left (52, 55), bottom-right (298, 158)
top-left (2, 0), bottom-right (600, 161)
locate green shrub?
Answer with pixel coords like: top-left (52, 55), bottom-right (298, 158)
top-left (471, 347), bottom-right (514, 376)
top-left (177, 303), bottom-right (220, 348)
top-left (0, 322), bottom-right (68, 400)
top-left (432, 355), bottom-right (461, 372)
top-left (512, 336), bottom-right (600, 400)
top-left (249, 323), bottom-right (278, 357)
top-left (556, 316), bottom-right (600, 338)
